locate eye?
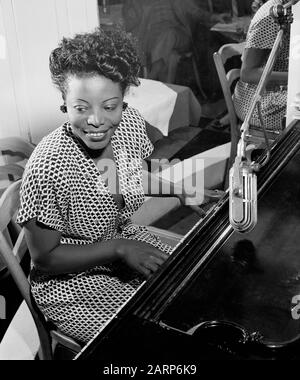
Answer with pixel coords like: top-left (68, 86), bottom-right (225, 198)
top-left (104, 105), bottom-right (117, 112)
top-left (74, 106), bottom-right (87, 112)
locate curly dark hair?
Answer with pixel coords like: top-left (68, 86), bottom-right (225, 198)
top-left (49, 27), bottom-right (141, 97)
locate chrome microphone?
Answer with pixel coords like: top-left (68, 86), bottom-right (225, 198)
top-left (229, 155), bottom-right (257, 233)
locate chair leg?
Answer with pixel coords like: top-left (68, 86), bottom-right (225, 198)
top-left (166, 51), bottom-right (181, 83)
top-left (35, 319), bottom-right (53, 360)
top-left (191, 55), bottom-right (207, 100)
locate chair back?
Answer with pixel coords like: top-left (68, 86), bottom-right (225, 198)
top-left (0, 137), bottom-right (34, 165)
top-left (0, 180), bottom-right (53, 359)
top-left (214, 42), bottom-right (280, 189)
top-left (0, 137), bottom-right (35, 269)
top-left (0, 137), bottom-right (35, 195)
top-left (213, 42), bottom-right (245, 189)
top-left (0, 164), bottom-right (25, 195)
top-left (0, 180), bottom-right (82, 359)
top-left (213, 42), bottom-right (245, 142)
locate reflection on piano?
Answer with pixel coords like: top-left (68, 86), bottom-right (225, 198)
top-left (76, 120), bottom-right (300, 361)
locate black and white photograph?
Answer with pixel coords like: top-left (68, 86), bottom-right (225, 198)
top-left (0, 0), bottom-right (300, 366)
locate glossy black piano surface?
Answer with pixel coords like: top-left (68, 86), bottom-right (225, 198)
top-left (76, 121), bottom-right (300, 361)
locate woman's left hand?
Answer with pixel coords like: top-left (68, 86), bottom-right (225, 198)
top-left (177, 188), bottom-right (225, 218)
top-left (177, 188), bottom-right (225, 207)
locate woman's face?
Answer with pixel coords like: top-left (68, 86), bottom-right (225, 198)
top-left (65, 74), bottom-right (124, 151)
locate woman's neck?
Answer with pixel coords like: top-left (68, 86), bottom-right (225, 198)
top-left (72, 133), bottom-right (105, 159)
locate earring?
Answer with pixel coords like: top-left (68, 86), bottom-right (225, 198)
top-left (122, 102), bottom-right (128, 111)
top-left (60, 104), bottom-right (67, 113)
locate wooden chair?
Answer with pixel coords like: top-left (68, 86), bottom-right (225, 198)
top-left (213, 42), bottom-right (279, 189)
top-left (213, 42), bottom-right (245, 189)
top-left (0, 163), bottom-right (24, 194)
top-left (0, 164), bottom-right (26, 273)
top-left (0, 180), bottom-right (83, 360)
top-left (0, 136), bottom-right (35, 165)
top-left (0, 136), bottom-right (35, 194)
top-left (0, 137), bottom-right (34, 272)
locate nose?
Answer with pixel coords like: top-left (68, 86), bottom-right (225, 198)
top-left (87, 108), bottom-right (104, 128)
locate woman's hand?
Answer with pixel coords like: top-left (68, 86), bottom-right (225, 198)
top-left (176, 188), bottom-right (225, 218)
top-left (177, 188), bottom-right (225, 206)
top-left (116, 239), bottom-right (170, 279)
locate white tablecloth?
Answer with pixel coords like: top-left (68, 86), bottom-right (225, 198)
top-left (124, 78), bottom-right (201, 136)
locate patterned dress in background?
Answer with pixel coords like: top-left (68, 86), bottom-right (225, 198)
top-left (233, 0), bottom-right (290, 132)
top-left (16, 106), bottom-right (173, 344)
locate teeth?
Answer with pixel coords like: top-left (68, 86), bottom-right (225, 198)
top-left (87, 132), bottom-right (105, 137)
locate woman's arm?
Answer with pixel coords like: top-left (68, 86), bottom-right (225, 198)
top-left (24, 218), bottom-right (169, 278)
top-left (241, 47), bottom-right (288, 88)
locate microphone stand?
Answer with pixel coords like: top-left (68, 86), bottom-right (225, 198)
top-left (229, 3), bottom-right (294, 233)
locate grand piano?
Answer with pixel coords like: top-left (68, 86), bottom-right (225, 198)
top-left (75, 120), bottom-right (300, 361)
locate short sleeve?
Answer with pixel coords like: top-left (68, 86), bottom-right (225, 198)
top-left (16, 164), bottom-right (67, 232)
top-left (246, 14), bottom-right (278, 50)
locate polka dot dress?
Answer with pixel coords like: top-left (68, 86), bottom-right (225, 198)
top-left (233, 0), bottom-right (290, 132)
top-left (17, 106), bottom-right (173, 344)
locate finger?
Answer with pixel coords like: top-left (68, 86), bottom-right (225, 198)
top-left (137, 265), bottom-right (151, 279)
top-left (144, 261), bottom-right (160, 273)
top-left (143, 242), bottom-right (169, 258)
top-left (148, 255), bottom-right (166, 267)
top-left (149, 249), bottom-right (169, 261)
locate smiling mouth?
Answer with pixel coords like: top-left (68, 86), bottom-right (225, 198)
top-left (85, 131), bottom-right (107, 138)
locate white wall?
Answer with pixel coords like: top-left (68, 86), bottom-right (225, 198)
top-left (287, 2), bottom-right (300, 125)
top-left (0, 0), bottom-right (99, 144)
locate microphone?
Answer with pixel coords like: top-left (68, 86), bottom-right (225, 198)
top-left (229, 155), bottom-right (257, 233)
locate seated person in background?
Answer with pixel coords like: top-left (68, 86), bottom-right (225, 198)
top-left (123, 0), bottom-right (230, 83)
top-left (233, 0), bottom-right (289, 132)
top-left (16, 28), bottom-right (220, 344)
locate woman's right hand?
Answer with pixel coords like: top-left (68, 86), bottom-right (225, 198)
top-left (116, 239), bottom-right (170, 279)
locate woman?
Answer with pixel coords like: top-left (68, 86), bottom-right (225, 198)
top-left (16, 28), bottom-right (218, 344)
top-left (233, 0), bottom-right (289, 132)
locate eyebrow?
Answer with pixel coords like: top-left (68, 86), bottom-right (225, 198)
top-left (74, 97), bottom-right (120, 103)
top-left (103, 97), bottom-right (120, 102)
top-left (75, 99), bottom-right (89, 103)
